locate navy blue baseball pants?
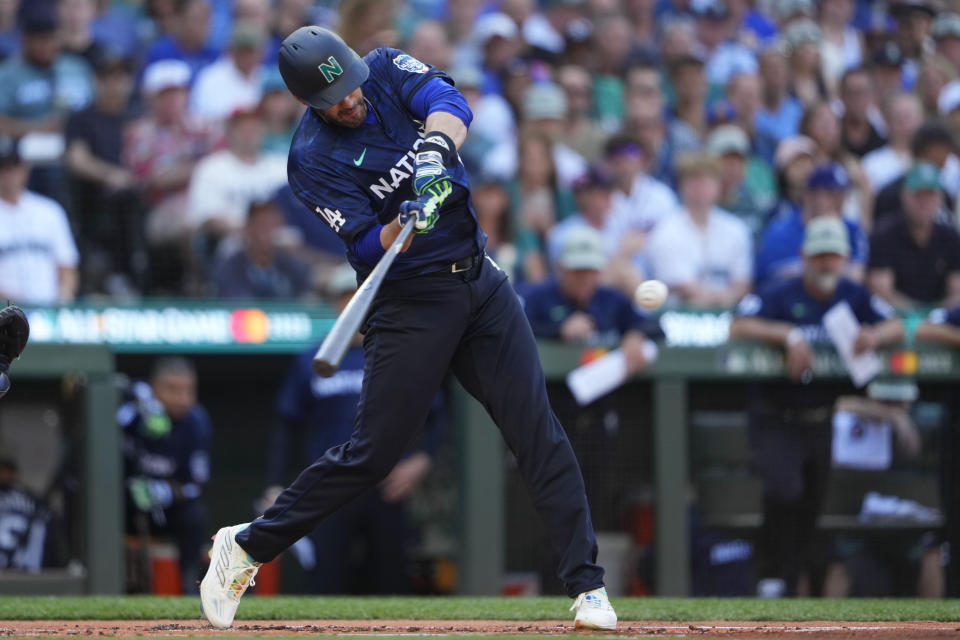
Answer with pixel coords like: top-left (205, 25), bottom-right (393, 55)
top-left (236, 255), bottom-right (605, 597)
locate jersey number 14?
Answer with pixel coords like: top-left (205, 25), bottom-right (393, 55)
top-left (316, 206), bottom-right (346, 232)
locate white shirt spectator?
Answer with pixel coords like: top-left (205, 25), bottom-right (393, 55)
top-left (645, 206), bottom-right (752, 292)
top-left (862, 145), bottom-right (911, 192)
top-left (604, 174), bottom-right (679, 247)
top-left (0, 191), bottom-right (78, 305)
top-left (189, 58), bottom-right (263, 122)
top-left (187, 151), bottom-right (288, 230)
top-left (821, 27), bottom-right (862, 90)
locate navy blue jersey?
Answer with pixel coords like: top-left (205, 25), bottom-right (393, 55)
top-left (118, 382), bottom-right (212, 490)
top-left (520, 279), bottom-right (664, 345)
top-left (287, 47), bottom-right (485, 279)
top-left (736, 276), bottom-right (894, 343)
top-left (736, 276), bottom-right (894, 410)
top-left (269, 345), bottom-right (445, 486)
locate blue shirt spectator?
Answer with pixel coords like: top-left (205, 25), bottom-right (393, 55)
top-left (141, 0), bottom-right (220, 85)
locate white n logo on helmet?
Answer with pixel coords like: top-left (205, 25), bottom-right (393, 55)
top-left (318, 56), bottom-right (343, 83)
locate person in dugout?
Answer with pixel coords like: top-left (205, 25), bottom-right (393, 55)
top-left (259, 264), bottom-right (446, 594)
top-left (730, 217), bottom-right (905, 598)
top-left (118, 357), bottom-right (211, 594)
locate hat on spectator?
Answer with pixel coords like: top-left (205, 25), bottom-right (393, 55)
top-left (327, 263), bottom-right (358, 297)
top-left (20, 5), bottom-right (57, 35)
top-left (143, 59), bottom-right (191, 94)
top-left (872, 42), bottom-right (905, 68)
top-left (905, 162), bottom-right (941, 191)
top-left (866, 378), bottom-right (919, 402)
top-left (932, 13), bottom-right (960, 40)
top-left (707, 125), bottom-right (750, 157)
top-left (674, 151), bottom-right (722, 178)
top-left (775, 0), bottom-right (814, 21)
top-left (803, 217), bottom-right (849, 257)
top-left (692, 0), bottom-right (730, 21)
top-left (807, 163), bottom-right (850, 190)
top-left (783, 19), bottom-right (821, 51)
top-left (523, 82), bottom-right (567, 120)
top-left (890, 0), bottom-right (935, 20)
top-left (668, 52), bottom-right (707, 75)
top-left (231, 22), bottom-right (266, 49)
top-left (0, 135), bottom-right (21, 167)
top-left (475, 12), bottom-right (519, 43)
top-left (91, 47), bottom-right (133, 75)
top-left (938, 80), bottom-right (960, 115)
top-left (604, 134), bottom-right (644, 159)
top-left (559, 227), bottom-right (606, 271)
top-left (774, 135), bottom-right (816, 169)
top-left (573, 165), bottom-right (615, 191)
top-left (450, 66), bottom-right (483, 89)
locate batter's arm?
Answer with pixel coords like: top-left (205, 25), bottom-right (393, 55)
top-left (424, 111), bottom-right (468, 149)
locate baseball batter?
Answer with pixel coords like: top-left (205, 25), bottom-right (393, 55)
top-left (200, 27), bottom-right (615, 629)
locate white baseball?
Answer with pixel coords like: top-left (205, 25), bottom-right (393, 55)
top-left (634, 279), bottom-right (668, 310)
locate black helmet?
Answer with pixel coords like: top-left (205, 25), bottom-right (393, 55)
top-left (278, 27), bottom-right (369, 110)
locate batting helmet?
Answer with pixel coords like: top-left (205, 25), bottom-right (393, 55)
top-left (278, 27), bottom-right (369, 110)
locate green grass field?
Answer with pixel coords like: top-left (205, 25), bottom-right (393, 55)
top-left (0, 596), bottom-right (957, 622)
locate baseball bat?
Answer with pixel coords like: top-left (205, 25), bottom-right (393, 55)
top-left (313, 218), bottom-right (416, 377)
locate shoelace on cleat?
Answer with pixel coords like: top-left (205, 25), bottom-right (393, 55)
top-left (227, 565), bottom-right (258, 602)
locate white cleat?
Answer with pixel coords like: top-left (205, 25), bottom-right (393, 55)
top-left (570, 586), bottom-right (617, 630)
top-left (200, 523), bottom-right (261, 628)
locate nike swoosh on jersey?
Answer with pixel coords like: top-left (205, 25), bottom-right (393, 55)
top-left (353, 149), bottom-right (367, 166)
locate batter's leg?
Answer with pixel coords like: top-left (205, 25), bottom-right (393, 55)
top-left (450, 261), bottom-right (604, 597)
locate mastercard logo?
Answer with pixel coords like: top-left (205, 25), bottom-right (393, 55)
top-left (888, 350), bottom-right (917, 375)
top-left (230, 309), bottom-right (270, 343)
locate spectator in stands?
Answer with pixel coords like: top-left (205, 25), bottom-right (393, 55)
top-left (190, 22), bottom-right (266, 122)
top-left (707, 124), bottom-right (775, 238)
top-left (213, 200), bottom-right (310, 300)
top-left (119, 357), bottom-right (210, 594)
top-left (0, 6), bottom-right (93, 205)
top-left (451, 65), bottom-right (516, 181)
top-left (522, 82), bottom-right (587, 188)
top-left (0, 135), bottom-right (78, 305)
top-left (867, 163), bottom-right (960, 309)
top-left (695, 1), bottom-right (756, 91)
top-left (546, 165), bottom-right (615, 268)
top-left (668, 53), bottom-right (708, 144)
top-left (603, 135), bottom-right (679, 295)
top-left (57, 0), bottom-right (106, 67)
top-left (0, 0), bottom-right (17, 61)
top-left (404, 20), bottom-right (452, 70)
top-left (915, 56), bottom-right (954, 121)
top-left (524, 226), bottom-right (660, 370)
top-left (862, 93), bottom-right (924, 192)
top-left (186, 107), bottom-right (287, 244)
top-left (933, 13), bottom-right (960, 73)
top-left (472, 175), bottom-right (516, 280)
top-left (917, 306), bottom-right (960, 345)
top-left (261, 265), bottom-right (444, 593)
top-left (645, 152), bottom-right (752, 307)
top-left (766, 135), bottom-right (817, 225)
top-left (873, 122), bottom-right (958, 226)
top-left (726, 71), bottom-right (777, 164)
top-left (125, 59), bottom-right (220, 292)
top-left (871, 43), bottom-right (906, 98)
top-left (756, 43), bottom-right (803, 143)
top-left (0, 454), bottom-right (55, 570)
top-left (65, 50), bottom-right (145, 296)
top-left (890, 0), bottom-right (934, 71)
top-left (838, 67), bottom-right (885, 159)
top-left (817, 0), bottom-right (862, 94)
top-left (258, 68), bottom-right (302, 156)
top-left (731, 216), bottom-right (904, 598)
top-left (557, 64), bottom-right (606, 162)
top-left (938, 81), bottom-right (960, 141)
top-left (142, 0), bottom-right (219, 82)
top-left (783, 19), bottom-right (826, 107)
top-left (755, 163), bottom-right (868, 289)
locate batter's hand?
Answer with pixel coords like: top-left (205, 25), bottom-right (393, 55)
top-left (0, 305), bottom-right (29, 400)
top-left (398, 181), bottom-right (452, 234)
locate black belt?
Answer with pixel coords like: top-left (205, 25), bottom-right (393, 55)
top-left (448, 254), bottom-right (479, 273)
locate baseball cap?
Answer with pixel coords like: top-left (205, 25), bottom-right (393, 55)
top-left (692, 0), bottom-right (730, 21)
top-left (20, 5), bottom-right (57, 35)
top-left (890, 0), bottom-right (935, 19)
top-left (559, 227), bottom-right (606, 271)
top-left (674, 151), bottom-right (722, 178)
top-left (604, 135), bottom-right (644, 159)
top-left (905, 162), bottom-right (941, 191)
top-left (475, 12), bottom-right (519, 43)
top-left (231, 22), bottom-right (266, 49)
top-left (327, 263), bottom-right (358, 297)
top-left (774, 135), bottom-right (816, 169)
top-left (573, 165), bottom-right (615, 191)
top-left (932, 13), bottom-right (960, 40)
top-left (803, 216), bottom-right (850, 257)
top-left (523, 82), bottom-right (567, 120)
top-left (939, 81), bottom-right (960, 115)
top-left (807, 163), bottom-right (850, 190)
top-left (866, 378), bottom-right (919, 402)
top-left (91, 47), bottom-right (133, 75)
top-left (142, 59), bottom-right (191, 94)
top-left (706, 124), bottom-right (750, 157)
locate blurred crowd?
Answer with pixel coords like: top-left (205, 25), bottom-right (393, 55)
top-left (0, 0), bottom-right (959, 311)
